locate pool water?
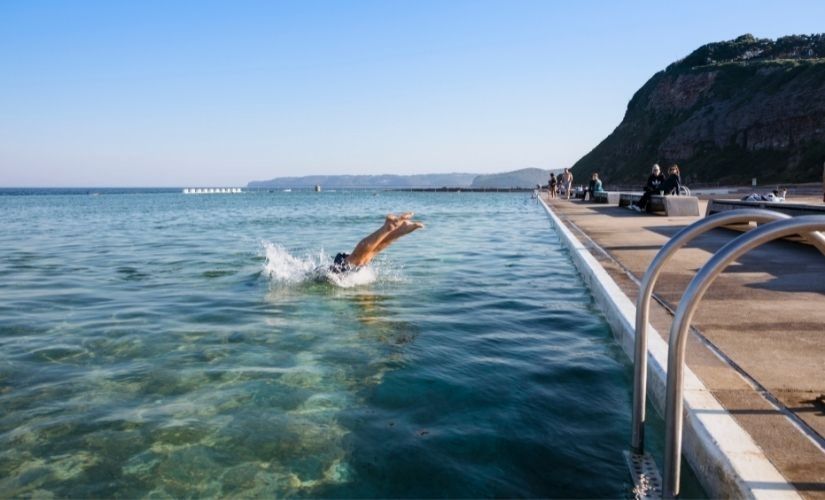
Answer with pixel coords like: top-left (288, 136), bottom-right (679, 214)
top-left (0, 190), bottom-right (699, 497)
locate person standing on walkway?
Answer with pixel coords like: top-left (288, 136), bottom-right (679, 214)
top-left (561, 168), bottom-right (574, 200)
top-left (549, 173), bottom-right (557, 199)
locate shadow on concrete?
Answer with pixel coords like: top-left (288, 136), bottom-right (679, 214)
top-left (792, 482), bottom-right (825, 493)
top-left (746, 274), bottom-right (825, 295)
top-left (746, 481), bottom-right (825, 493)
top-left (602, 245), bottom-right (663, 252)
top-left (796, 395), bottom-right (825, 417)
top-left (644, 224), bottom-right (824, 258)
top-left (639, 224), bottom-right (825, 295)
top-left (578, 205), bottom-right (647, 218)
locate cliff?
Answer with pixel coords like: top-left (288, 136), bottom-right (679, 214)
top-left (572, 34), bottom-right (825, 185)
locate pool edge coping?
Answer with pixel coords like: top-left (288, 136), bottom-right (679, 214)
top-left (538, 197), bottom-right (799, 499)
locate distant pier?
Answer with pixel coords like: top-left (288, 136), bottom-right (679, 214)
top-left (182, 188), bottom-right (243, 194)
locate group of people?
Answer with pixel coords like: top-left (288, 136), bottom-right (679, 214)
top-left (546, 163), bottom-right (685, 208)
top-left (627, 163), bottom-right (682, 212)
top-left (547, 168), bottom-right (575, 199)
top-left (547, 168), bottom-right (604, 200)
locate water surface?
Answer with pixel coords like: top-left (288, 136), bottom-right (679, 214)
top-left (0, 190), bottom-right (693, 497)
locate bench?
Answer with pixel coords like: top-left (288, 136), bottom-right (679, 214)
top-left (619, 192), bottom-right (700, 216)
top-left (619, 192), bottom-right (643, 207)
top-left (592, 191), bottom-right (620, 204)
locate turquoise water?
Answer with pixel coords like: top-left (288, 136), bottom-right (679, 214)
top-left (0, 190), bottom-right (688, 497)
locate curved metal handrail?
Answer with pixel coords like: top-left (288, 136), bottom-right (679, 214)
top-left (631, 209), bottom-right (825, 453)
top-left (662, 216), bottom-right (825, 497)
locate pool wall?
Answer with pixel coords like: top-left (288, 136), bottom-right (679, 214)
top-left (538, 198), bottom-right (799, 499)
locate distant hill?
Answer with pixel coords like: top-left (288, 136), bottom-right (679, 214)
top-left (572, 34), bottom-right (825, 185)
top-left (470, 168), bottom-right (551, 188)
top-left (248, 168), bottom-right (552, 189)
top-left (247, 173), bottom-right (476, 189)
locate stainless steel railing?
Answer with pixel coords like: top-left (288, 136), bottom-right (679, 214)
top-left (630, 209), bottom-right (825, 453)
top-left (661, 215), bottom-right (825, 497)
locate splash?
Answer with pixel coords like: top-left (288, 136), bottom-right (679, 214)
top-left (262, 242), bottom-right (379, 288)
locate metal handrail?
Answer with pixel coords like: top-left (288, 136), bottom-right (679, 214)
top-left (663, 216), bottom-right (825, 497)
top-left (630, 209), bottom-right (825, 454)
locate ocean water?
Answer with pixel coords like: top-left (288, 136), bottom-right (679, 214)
top-left (0, 190), bottom-right (699, 497)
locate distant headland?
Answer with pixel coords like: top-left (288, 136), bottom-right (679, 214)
top-left (247, 167), bottom-right (553, 190)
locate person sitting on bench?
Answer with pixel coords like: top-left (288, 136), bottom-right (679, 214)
top-left (629, 164), bottom-right (665, 212)
top-left (587, 172), bottom-right (603, 201)
top-left (629, 164), bottom-right (681, 213)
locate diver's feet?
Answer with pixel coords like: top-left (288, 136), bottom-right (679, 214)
top-left (396, 220), bottom-right (424, 236)
top-left (385, 212), bottom-right (415, 229)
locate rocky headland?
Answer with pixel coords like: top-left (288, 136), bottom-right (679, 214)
top-left (572, 34), bottom-right (825, 185)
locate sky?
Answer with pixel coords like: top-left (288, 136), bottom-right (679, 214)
top-left (2, 1), bottom-right (824, 187)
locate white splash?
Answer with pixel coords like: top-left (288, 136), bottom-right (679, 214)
top-left (262, 242), bottom-right (324, 284)
top-left (262, 242), bottom-right (380, 288)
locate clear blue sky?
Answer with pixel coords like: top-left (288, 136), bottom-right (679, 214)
top-left (2, 0), bottom-right (824, 187)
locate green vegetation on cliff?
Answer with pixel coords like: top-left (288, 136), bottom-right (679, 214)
top-left (572, 34), bottom-right (825, 186)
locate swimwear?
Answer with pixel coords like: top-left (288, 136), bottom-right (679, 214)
top-left (330, 252), bottom-right (360, 274)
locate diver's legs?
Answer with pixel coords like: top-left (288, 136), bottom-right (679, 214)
top-left (371, 220), bottom-right (423, 254)
top-left (345, 213), bottom-right (415, 266)
top-left (346, 219), bottom-right (423, 266)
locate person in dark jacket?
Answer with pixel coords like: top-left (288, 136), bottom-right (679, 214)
top-left (630, 164), bottom-right (666, 212)
top-left (660, 164), bottom-right (682, 194)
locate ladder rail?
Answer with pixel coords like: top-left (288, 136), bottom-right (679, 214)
top-left (630, 208), bottom-right (825, 453)
top-left (662, 215), bottom-right (825, 497)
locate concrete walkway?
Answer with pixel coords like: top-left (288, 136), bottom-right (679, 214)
top-left (542, 195), bottom-right (825, 498)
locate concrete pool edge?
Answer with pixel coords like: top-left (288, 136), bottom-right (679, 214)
top-left (538, 198), bottom-right (799, 499)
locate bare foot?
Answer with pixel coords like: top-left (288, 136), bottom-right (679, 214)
top-left (385, 212), bottom-right (415, 229)
top-left (384, 214), bottom-right (403, 229)
top-left (396, 220), bottom-right (424, 235)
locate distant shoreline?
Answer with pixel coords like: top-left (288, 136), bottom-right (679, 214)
top-left (0, 186), bottom-right (537, 195)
